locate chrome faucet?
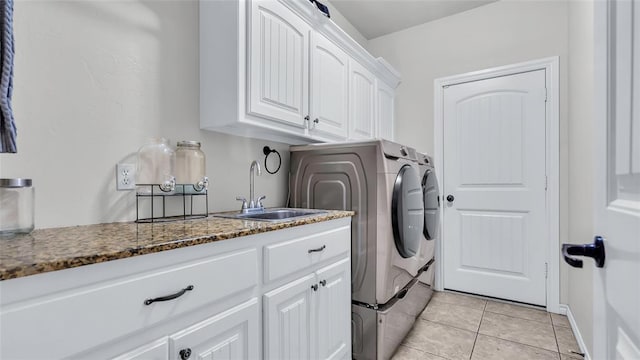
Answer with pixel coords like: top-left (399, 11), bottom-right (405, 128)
top-left (236, 160), bottom-right (266, 214)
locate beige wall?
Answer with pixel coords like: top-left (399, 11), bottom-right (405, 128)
top-left (325, 0), bottom-right (370, 51)
top-left (368, 0), bottom-right (569, 155)
top-left (0, 0), bottom-right (292, 228)
top-left (567, 0), bottom-right (594, 355)
top-left (368, 0), bottom-right (594, 353)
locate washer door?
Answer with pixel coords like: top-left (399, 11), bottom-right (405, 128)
top-left (422, 168), bottom-right (440, 240)
top-left (392, 165), bottom-right (424, 258)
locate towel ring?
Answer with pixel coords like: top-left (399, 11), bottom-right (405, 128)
top-left (263, 146), bottom-right (282, 174)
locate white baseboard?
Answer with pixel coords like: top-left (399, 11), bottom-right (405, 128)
top-left (559, 304), bottom-right (591, 360)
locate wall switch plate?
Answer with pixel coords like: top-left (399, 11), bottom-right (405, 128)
top-left (116, 163), bottom-right (136, 191)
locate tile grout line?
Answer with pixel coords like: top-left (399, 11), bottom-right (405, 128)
top-left (549, 313), bottom-right (561, 354)
top-left (468, 300), bottom-right (488, 359)
top-left (414, 317), bottom-right (478, 335)
top-left (480, 333), bottom-right (563, 357)
top-left (479, 305), bottom-right (560, 354)
top-left (398, 338), bottom-right (453, 360)
top-left (483, 309), bottom-right (554, 325)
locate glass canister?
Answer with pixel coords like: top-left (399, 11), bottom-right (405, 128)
top-left (175, 141), bottom-right (207, 192)
top-left (0, 178), bottom-right (34, 236)
top-left (136, 137), bottom-right (176, 193)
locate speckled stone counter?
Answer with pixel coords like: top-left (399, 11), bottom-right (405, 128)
top-left (0, 210), bottom-right (354, 281)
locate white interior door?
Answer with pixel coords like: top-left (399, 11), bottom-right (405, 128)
top-left (592, 0), bottom-right (640, 358)
top-left (443, 70), bottom-right (548, 306)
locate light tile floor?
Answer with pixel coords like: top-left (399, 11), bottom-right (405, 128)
top-left (392, 291), bottom-right (583, 360)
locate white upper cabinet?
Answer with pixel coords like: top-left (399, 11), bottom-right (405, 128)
top-left (349, 60), bottom-right (376, 140)
top-left (309, 32), bottom-right (349, 141)
top-left (200, 0), bottom-right (400, 144)
top-left (248, 0), bottom-right (310, 130)
top-left (376, 79), bottom-right (395, 141)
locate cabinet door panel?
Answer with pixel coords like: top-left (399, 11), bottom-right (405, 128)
top-left (249, 0), bottom-right (309, 129)
top-left (263, 274), bottom-right (316, 360)
top-left (315, 258), bottom-right (351, 360)
top-left (112, 338), bottom-right (169, 360)
top-left (170, 299), bottom-right (259, 360)
top-left (349, 60), bottom-right (376, 140)
top-left (310, 33), bottom-right (349, 140)
top-left (376, 80), bottom-right (395, 141)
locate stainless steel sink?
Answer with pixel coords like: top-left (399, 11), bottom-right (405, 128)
top-left (215, 208), bottom-right (327, 222)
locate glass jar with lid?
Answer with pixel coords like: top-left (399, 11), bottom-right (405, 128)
top-left (0, 178), bottom-right (34, 236)
top-left (136, 137), bottom-right (176, 194)
top-left (175, 141), bottom-right (207, 192)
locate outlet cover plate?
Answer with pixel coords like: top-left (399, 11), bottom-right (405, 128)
top-left (116, 163), bottom-right (136, 191)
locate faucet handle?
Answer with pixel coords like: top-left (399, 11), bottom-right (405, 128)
top-left (256, 195), bottom-right (266, 208)
top-left (236, 196), bottom-right (248, 211)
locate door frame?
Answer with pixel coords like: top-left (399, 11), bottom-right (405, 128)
top-left (433, 57), bottom-right (561, 313)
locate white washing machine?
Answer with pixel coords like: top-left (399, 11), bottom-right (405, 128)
top-left (289, 140), bottom-right (431, 360)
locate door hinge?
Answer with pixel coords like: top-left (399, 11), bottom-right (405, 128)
top-left (544, 88), bottom-right (548, 102)
top-left (545, 175), bottom-right (548, 190)
top-left (545, 262), bottom-right (548, 279)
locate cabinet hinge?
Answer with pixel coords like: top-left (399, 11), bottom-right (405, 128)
top-left (544, 88), bottom-right (548, 102)
top-left (545, 262), bottom-right (548, 279)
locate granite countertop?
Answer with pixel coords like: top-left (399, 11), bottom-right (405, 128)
top-left (0, 210), bottom-right (354, 281)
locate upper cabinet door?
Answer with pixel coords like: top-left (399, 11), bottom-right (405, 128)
top-left (248, 0), bottom-right (310, 129)
top-left (348, 60), bottom-right (376, 140)
top-left (309, 33), bottom-right (349, 141)
top-left (376, 80), bottom-right (395, 141)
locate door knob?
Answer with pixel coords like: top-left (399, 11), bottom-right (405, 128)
top-left (562, 236), bottom-right (606, 268)
top-left (446, 195), bottom-right (455, 202)
top-left (179, 348), bottom-right (192, 360)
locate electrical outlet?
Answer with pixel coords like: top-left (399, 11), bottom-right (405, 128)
top-left (116, 163), bottom-right (136, 191)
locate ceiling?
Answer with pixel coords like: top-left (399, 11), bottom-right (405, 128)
top-left (329, 0), bottom-right (497, 39)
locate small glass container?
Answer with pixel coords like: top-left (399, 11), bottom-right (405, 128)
top-left (0, 178), bottom-right (34, 236)
top-left (175, 141), bottom-right (207, 191)
top-left (136, 137), bottom-right (176, 194)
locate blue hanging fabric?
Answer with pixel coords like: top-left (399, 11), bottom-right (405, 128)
top-left (0, 0), bottom-right (16, 153)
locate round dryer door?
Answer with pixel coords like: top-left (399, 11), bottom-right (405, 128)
top-left (392, 165), bottom-right (424, 258)
top-left (422, 168), bottom-right (440, 240)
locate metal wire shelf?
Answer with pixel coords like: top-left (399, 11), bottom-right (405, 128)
top-left (135, 184), bottom-right (208, 223)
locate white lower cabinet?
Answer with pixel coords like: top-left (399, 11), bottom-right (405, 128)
top-left (264, 274), bottom-right (316, 359)
top-left (316, 258), bottom-right (351, 360)
top-left (264, 257), bottom-right (351, 360)
top-left (170, 299), bottom-right (259, 360)
top-left (0, 218), bottom-right (351, 360)
top-left (112, 338), bottom-right (169, 360)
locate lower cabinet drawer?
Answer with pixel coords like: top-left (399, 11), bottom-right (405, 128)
top-left (169, 298), bottom-right (259, 360)
top-left (263, 225), bottom-right (350, 283)
top-left (0, 248), bottom-right (258, 360)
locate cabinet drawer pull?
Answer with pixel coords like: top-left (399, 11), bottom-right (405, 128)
top-left (144, 285), bottom-right (194, 305)
top-left (308, 245), bottom-right (326, 253)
